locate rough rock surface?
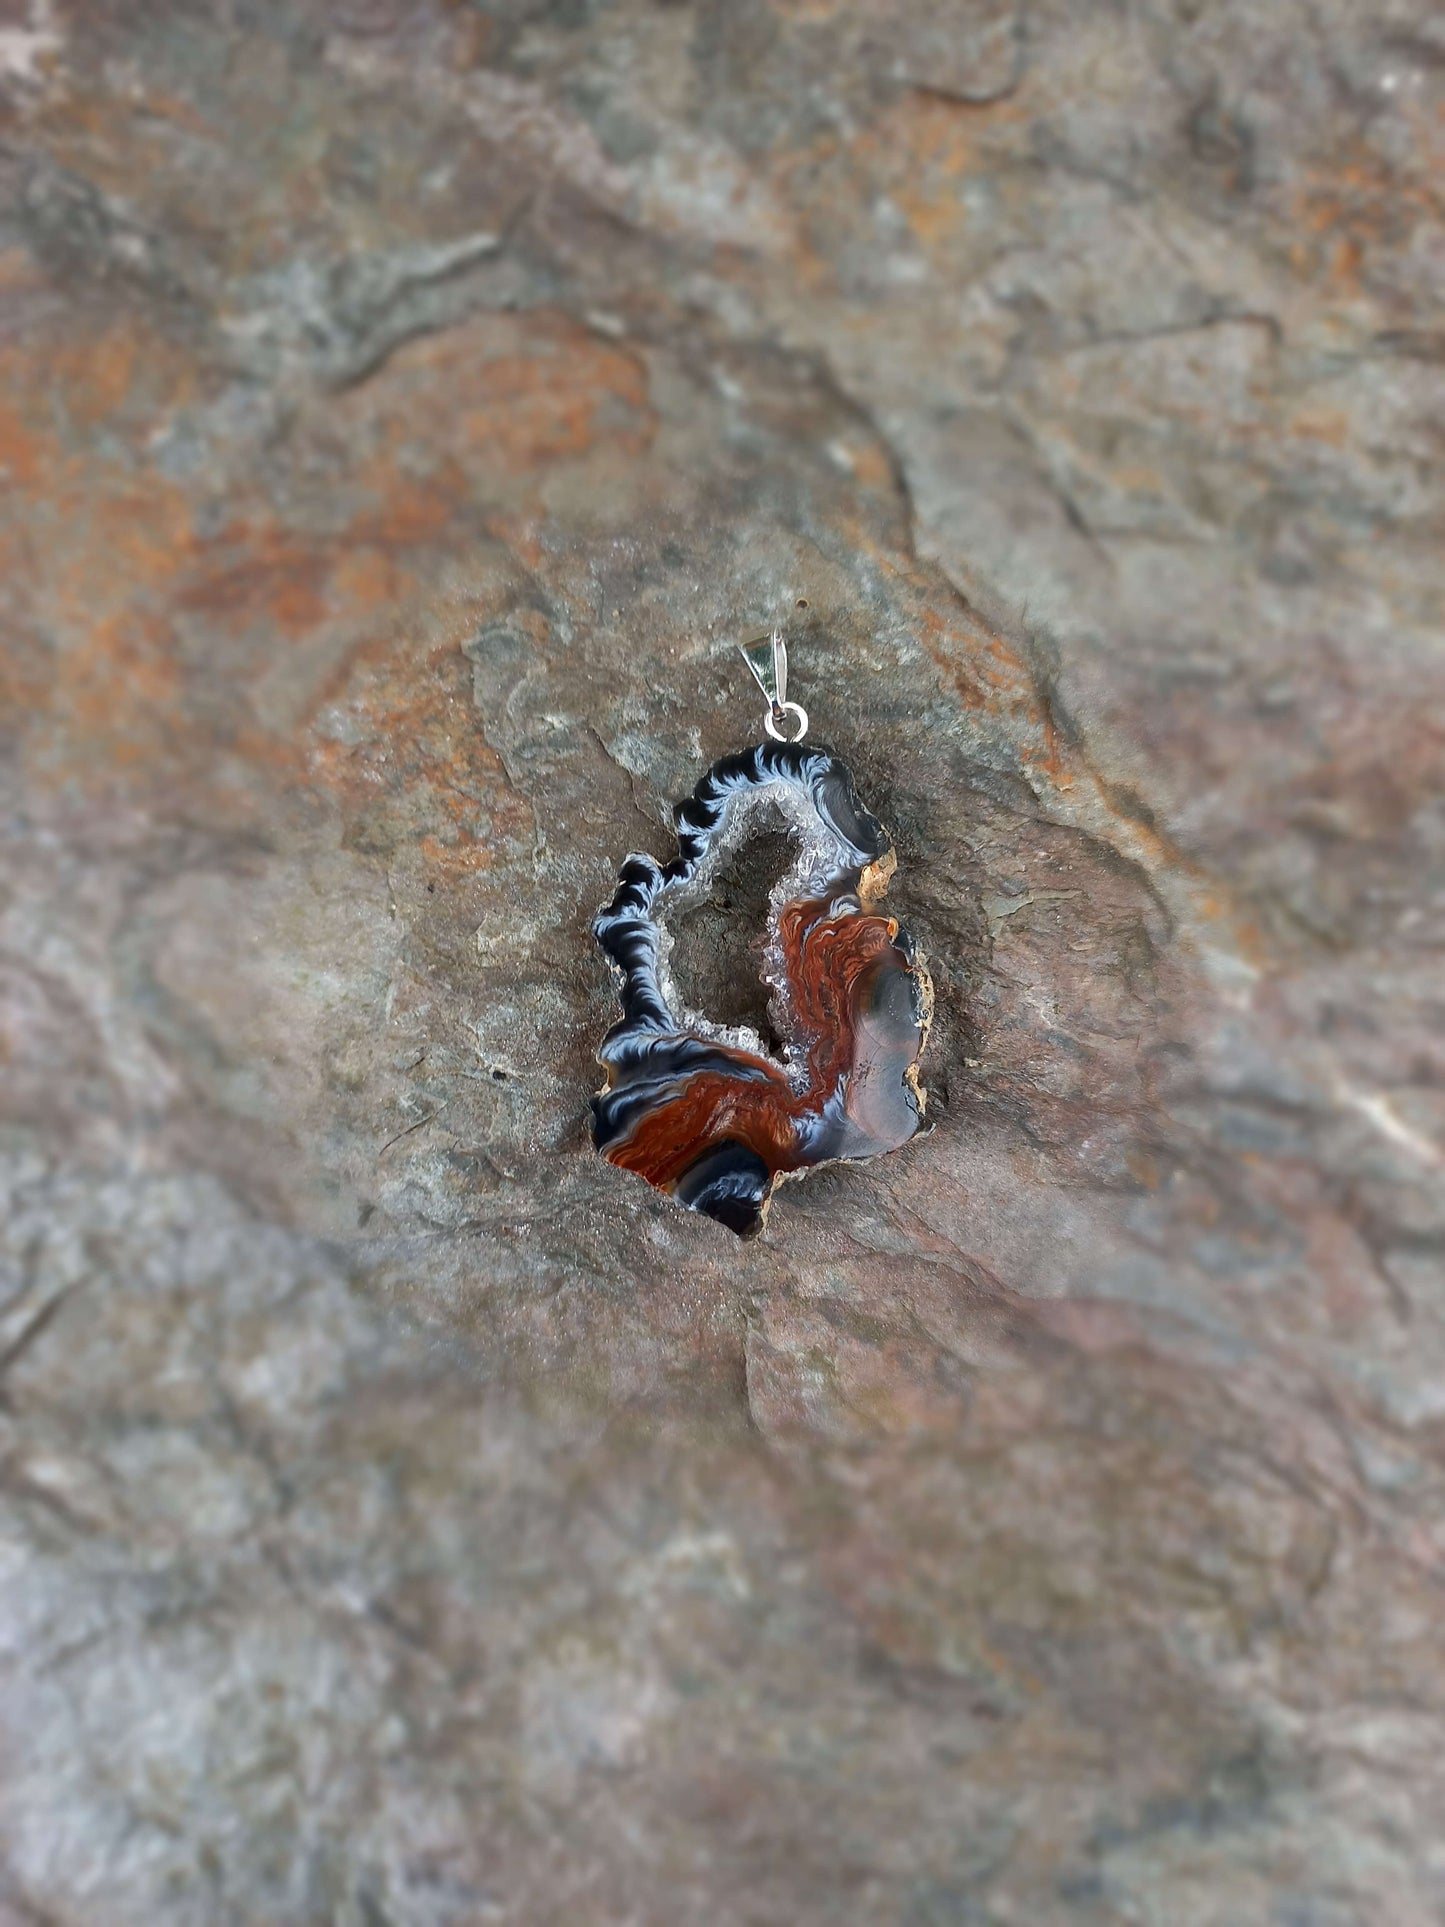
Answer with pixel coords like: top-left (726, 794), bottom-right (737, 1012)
top-left (2, 3), bottom-right (1443, 1922)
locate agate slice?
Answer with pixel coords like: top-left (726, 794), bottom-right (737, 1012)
top-left (592, 741), bottom-right (932, 1237)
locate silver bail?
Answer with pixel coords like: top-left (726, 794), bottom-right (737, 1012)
top-left (738, 629), bottom-right (808, 743)
top-left (739, 628), bottom-right (787, 710)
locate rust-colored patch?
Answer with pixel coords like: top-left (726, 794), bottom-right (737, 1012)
top-left (850, 90), bottom-right (1027, 253)
top-left (10, 300), bottom-right (657, 826)
top-left (1287, 140), bottom-right (1444, 293)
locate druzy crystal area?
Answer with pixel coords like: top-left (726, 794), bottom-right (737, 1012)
top-left (592, 741), bottom-right (933, 1236)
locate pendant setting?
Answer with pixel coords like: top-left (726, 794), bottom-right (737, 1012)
top-left (592, 630), bottom-right (932, 1238)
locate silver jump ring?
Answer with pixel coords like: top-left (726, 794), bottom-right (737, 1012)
top-left (765, 700), bottom-right (809, 743)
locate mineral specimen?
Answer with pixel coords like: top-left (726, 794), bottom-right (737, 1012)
top-left (592, 741), bottom-right (932, 1236)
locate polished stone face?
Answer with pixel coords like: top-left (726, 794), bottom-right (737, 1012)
top-left (593, 741), bottom-right (932, 1235)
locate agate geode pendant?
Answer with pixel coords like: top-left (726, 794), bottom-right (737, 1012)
top-left (592, 698), bottom-right (932, 1237)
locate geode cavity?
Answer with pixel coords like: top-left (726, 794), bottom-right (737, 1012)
top-left (592, 740), bottom-right (932, 1237)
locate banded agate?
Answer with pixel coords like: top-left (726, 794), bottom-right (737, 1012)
top-left (592, 741), bottom-right (932, 1237)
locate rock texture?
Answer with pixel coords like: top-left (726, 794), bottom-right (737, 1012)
top-left (1, 2), bottom-right (1443, 1922)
